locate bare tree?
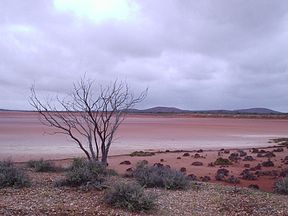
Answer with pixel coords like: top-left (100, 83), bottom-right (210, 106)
top-left (30, 78), bottom-right (147, 164)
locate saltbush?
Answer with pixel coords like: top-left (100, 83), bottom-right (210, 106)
top-left (27, 159), bottom-right (56, 172)
top-left (130, 151), bottom-right (155, 157)
top-left (214, 157), bottom-right (233, 166)
top-left (58, 158), bottom-right (117, 187)
top-left (104, 181), bottom-right (156, 212)
top-left (274, 176), bottom-right (288, 195)
top-left (133, 163), bottom-right (189, 190)
top-left (0, 160), bottom-right (30, 188)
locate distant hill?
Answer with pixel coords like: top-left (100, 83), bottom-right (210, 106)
top-left (233, 108), bottom-right (281, 114)
top-left (0, 107), bottom-right (284, 114)
top-left (128, 107), bottom-right (283, 114)
top-left (142, 106), bottom-right (189, 113)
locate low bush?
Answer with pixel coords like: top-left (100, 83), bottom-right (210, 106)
top-left (104, 181), bottom-right (156, 212)
top-left (0, 160), bottom-right (30, 188)
top-left (27, 159), bottom-right (56, 172)
top-left (274, 176), bottom-right (288, 195)
top-left (214, 157), bottom-right (233, 166)
top-left (130, 151), bottom-right (155, 157)
top-left (225, 175), bottom-right (240, 184)
top-left (132, 163), bottom-right (189, 190)
top-left (58, 158), bottom-right (117, 187)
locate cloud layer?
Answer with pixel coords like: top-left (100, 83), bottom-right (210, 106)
top-left (1, 0), bottom-right (288, 111)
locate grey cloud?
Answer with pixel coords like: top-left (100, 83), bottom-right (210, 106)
top-left (0, 0), bottom-right (288, 111)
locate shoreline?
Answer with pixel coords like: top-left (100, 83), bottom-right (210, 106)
top-left (13, 142), bottom-right (288, 193)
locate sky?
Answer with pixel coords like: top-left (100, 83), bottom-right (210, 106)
top-left (1, 0), bottom-right (288, 111)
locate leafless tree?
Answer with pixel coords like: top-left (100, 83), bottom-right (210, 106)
top-left (30, 78), bottom-right (147, 164)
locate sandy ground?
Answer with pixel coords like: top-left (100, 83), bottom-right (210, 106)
top-left (1, 111), bottom-right (288, 161)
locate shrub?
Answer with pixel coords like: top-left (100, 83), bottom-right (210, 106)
top-left (262, 160), bottom-right (274, 167)
top-left (214, 157), bottom-right (233, 166)
top-left (104, 181), bottom-right (156, 212)
top-left (226, 175), bottom-right (240, 184)
top-left (274, 176), bottom-right (288, 195)
top-left (0, 160), bottom-right (30, 188)
top-left (27, 159), bottom-right (56, 172)
top-left (130, 151), bottom-right (155, 157)
top-left (133, 163), bottom-right (189, 190)
top-left (59, 158), bottom-right (117, 187)
top-left (240, 169), bottom-right (257, 180)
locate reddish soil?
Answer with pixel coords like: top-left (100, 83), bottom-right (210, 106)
top-left (1, 111), bottom-right (288, 192)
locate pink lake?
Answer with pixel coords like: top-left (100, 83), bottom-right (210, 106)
top-left (0, 112), bottom-right (288, 161)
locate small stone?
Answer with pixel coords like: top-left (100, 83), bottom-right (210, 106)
top-left (120, 160), bottom-right (131, 165)
top-left (191, 161), bottom-right (203, 166)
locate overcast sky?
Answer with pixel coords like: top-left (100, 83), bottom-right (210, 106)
top-left (1, 0), bottom-right (288, 111)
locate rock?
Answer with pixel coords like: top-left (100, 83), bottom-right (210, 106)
top-left (194, 153), bottom-right (201, 158)
top-left (183, 153), bottom-right (190, 157)
top-left (244, 164), bottom-right (250, 168)
top-left (120, 160), bottom-right (131, 165)
top-left (197, 149), bottom-right (203, 153)
top-left (262, 160), bottom-right (274, 167)
top-left (191, 161), bottom-right (203, 166)
top-left (160, 159), bottom-right (164, 162)
top-left (126, 167), bottom-right (133, 172)
top-left (284, 156), bottom-right (288, 161)
top-left (165, 150), bottom-right (170, 152)
top-left (243, 156), bottom-right (254, 161)
top-left (177, 157), bottom-right (181, 160)
top-left (165, 165), bottom-right (171, 169)
top-left (180, 167), bottom-right (187, 172)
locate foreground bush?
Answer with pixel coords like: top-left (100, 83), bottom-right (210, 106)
top-left (133, 162), bottom-right (189, 190)
top-left (27, 159), bottom-right (56, 172)
top-left (274, 176), bottom-right (288, 195)
top-left (104, 181), bottom-right (156, 212)
top-left (56, 158), bottom-right (117, 187)
top-left (0, 160), bottom-right (30, 188)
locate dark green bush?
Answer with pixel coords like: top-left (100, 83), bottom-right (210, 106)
top-left (104, 181), bottom-right (156, 212)
top-left (214, 157), bottom-right (233, 166)
top-left (58, 158), bottom-right (117, 187)
top-left (130, 151), bottom-right (155, 157)
top-left (27, 159), bottom-right (56, 172)
top-left (274, 176), bottom-right (288, 195)
top-left (0, 160), bottom-right (30, 188)
top-left (133, 163), bottom-right (189, 190)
